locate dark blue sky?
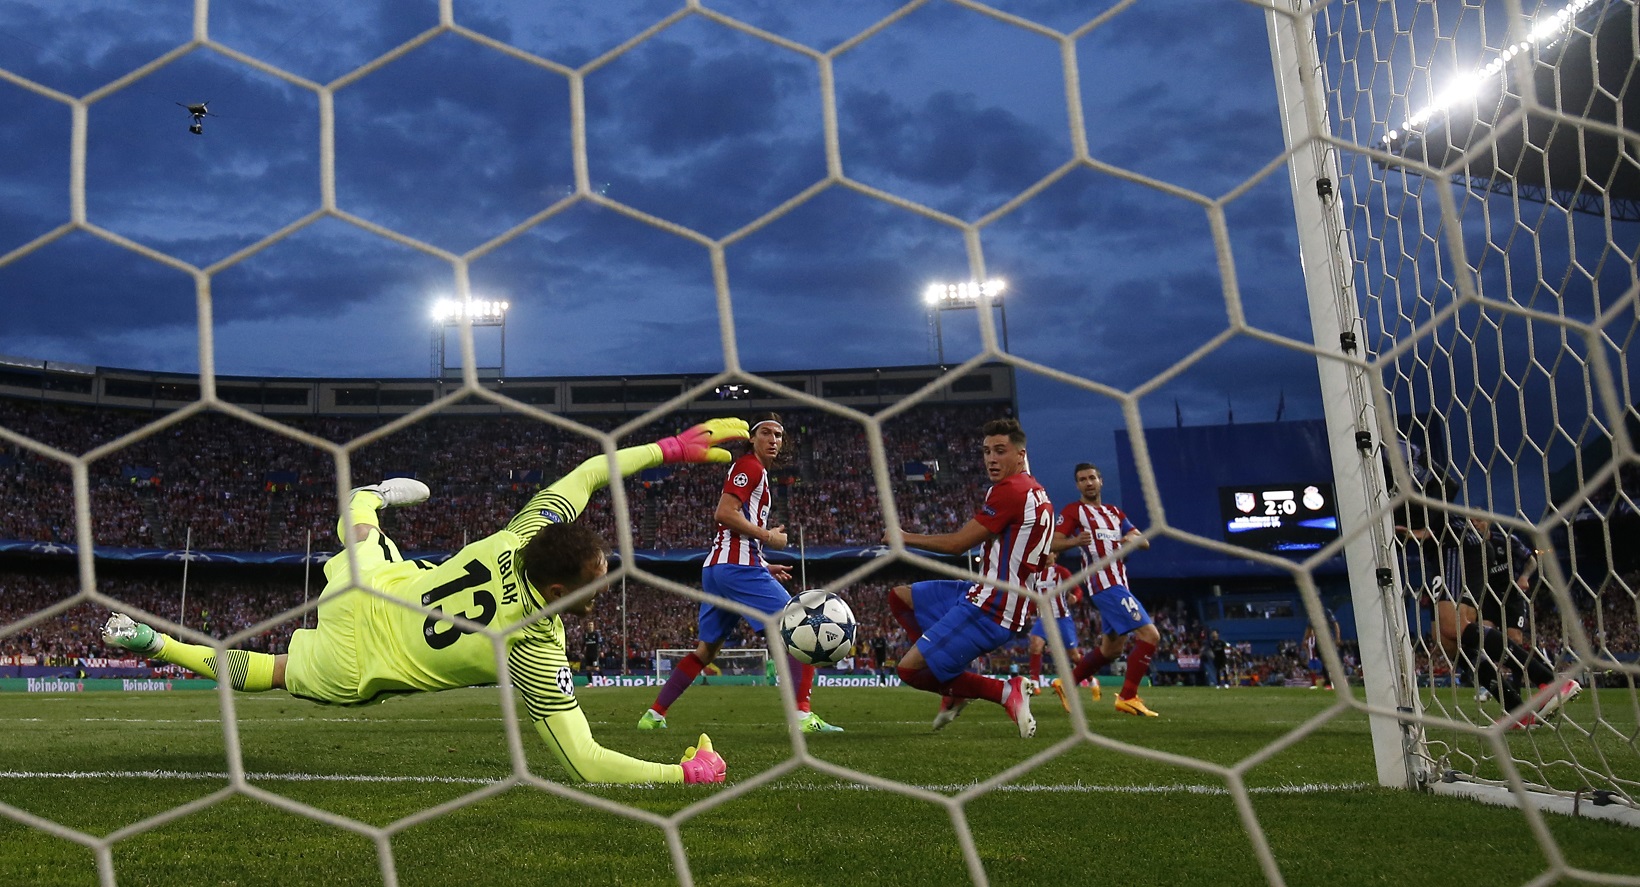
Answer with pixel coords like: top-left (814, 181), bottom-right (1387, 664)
top-left (0, 1), bottom-right (1350, 511)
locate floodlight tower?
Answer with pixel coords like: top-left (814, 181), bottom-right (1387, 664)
top-left (924, 278), bottom-right (1008, 365)
top-left (431, 298), bottom-right (510, 378)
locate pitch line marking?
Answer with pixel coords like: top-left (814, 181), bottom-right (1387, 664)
top-left (0, 770), bottom-right (1373, 795)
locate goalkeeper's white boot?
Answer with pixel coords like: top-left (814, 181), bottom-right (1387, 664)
top-left (102, 614), bottom-right (164, 656)
top-left (353, 478), bottom-right (430, 508)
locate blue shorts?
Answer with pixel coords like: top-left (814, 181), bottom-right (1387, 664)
top-left (1030, 615), bottom-right (1079, 648)
top-left (1090, 584), bottom-right (1151, 637)
top-left (699, 564), bottom-right (792, 645)
top-left (910, 580), bottom-right (971, 633)
top-left (915, 599), bottom-right (1017, 683)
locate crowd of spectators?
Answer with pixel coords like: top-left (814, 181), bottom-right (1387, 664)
top-left (0, 398), bottom-right (998, 554)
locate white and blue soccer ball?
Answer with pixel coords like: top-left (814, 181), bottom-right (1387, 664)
top-left (780, 590), bottom-right (857, 667)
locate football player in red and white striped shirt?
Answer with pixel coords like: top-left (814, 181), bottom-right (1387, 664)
top-left (639, 413), bottom-right (842, 734)
top-left (1048, 462), bottom-right (1159, 717)
top-left (888, 418), bottom-right (1052, 739)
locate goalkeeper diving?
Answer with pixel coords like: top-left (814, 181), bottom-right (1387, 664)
top-left (101, 419), bottom-right (749, 786)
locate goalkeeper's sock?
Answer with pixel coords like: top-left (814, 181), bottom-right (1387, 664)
top-left (790, 657), bottom-right (816, 713)
top-left (1028, 652), bottom-right (1043, 684)
top-left (888, 592), bottom-right (921, 642)
top-left (651, 652), bottom-right (706, 716)
top-left (152, 637), bottom-right (276, 692)
top-left (1120, 639), bottom-right (1157, 699)
top-left (1072, 648), bottom-right (1112, 684)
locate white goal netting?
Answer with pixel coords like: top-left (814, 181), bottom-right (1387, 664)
top-left (1312, 0), bottom-right (1640, 818)
top-left (1, 0), bottom-right (1638, 885)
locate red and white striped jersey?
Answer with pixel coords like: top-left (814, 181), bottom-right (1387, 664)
top-left (1031, 563), bottom-right (1076, 620)
top-left (704, 453), bottom-right (772, 568)
top-left (1056, 501), bottom-right (1137, 593)
top-left (965, 473), bottom-right (1056, 632)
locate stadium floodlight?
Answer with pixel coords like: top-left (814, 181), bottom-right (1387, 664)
top-left (430, 297), bottom-right (510, 378)
top-left (924, 278), bottom-right (1008, 364)
top-left (1384, 0), bottom-right (1597, 144)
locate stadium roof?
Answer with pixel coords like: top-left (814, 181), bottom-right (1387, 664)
top-left (1380, 1), bottom-right (1640, 220)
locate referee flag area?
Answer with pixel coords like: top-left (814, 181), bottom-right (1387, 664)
top-left (1, 685), bottom-right (1634, 886)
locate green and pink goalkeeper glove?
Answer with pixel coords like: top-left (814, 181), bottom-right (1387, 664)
top-left (657, 418), bottom-right (748, 464)
top-left (680, 733), bottom-right (726, 784)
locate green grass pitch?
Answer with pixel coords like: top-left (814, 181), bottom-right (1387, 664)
top-left (1, 684), bottom-right (1636, 886)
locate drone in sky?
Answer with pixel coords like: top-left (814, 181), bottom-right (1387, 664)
top-left (176, 101), bottom-right (214, 135)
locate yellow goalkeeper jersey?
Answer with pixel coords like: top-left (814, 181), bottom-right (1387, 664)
top-left (286, 445), bottom-right (684, 783)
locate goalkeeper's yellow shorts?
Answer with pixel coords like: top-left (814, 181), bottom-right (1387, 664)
top-left (285, 528), bottom-right (402, 705)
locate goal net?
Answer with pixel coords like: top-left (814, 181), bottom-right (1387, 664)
top-left (653, 647), bottom-right (769, 682)
top-left (1300, 0), bottom-right (1640, 820)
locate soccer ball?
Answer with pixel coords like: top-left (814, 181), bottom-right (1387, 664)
top-left (779, 590), bottom-right (857, 667)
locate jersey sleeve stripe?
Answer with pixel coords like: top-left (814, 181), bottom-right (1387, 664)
top-left (503, 491), bottom-right (580, 540)
top-left (507, 643), bottom-right (579, 721)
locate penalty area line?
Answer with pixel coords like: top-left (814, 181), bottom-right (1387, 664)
top-left (0, 770), bottom-right (1373, 795)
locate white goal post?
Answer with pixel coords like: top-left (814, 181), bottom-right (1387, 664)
top-left (653, 647), bottom-right (770, 681)
top-left (1273, 0), bottom-right (1640, 826)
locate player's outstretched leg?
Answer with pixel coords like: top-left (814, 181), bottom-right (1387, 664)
top-left (102, 614), bottom-right (278, 692)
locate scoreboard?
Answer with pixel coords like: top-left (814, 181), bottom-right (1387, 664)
top-left (1218, 482), bottom-right (1341, 556)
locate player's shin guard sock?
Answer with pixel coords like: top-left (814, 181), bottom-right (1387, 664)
top-left (152, 638), bottom-right (275, 691)
top-left (1510, 641), bottom-right (1555, 688)
top-left (946, 671), bottom-right (1006, 704)
top-left (888, 593), bottom-right (921, 642)
top-left (1120, 639), bottom-right (1157, 700)
top-left (651, 652), bottom-right (706, 716)
top-left (791, 657), bottom-right (817, 713)
top-left (897, 664), bottom-right (945, 694)
top-left (1029, 652), bottom-right (1043, 684)
top-left (1071, 648), bottom-right (1111, 685)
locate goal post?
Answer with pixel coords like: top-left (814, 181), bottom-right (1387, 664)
top-left (1265, 0), bottom-right (1429, 792)
top-left (653, 647), bottom-right (770, 682)
top-left (1277, 0), bottom-right (1640, 824)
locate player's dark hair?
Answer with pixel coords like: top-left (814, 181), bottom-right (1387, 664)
top-left (1074, 462), bottom-right (1099, 477)
top-left (750, 411), bottom-right (783, 428)
top-left (982, 418), bottom-right (1026, 446)
top-left (519, 521), bottom-right (607, 592)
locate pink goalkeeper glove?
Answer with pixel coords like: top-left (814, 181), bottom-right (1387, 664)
top-left (680, 733), bottom-right (725, 784)
top-left (657, 418), bottom-right (748, 464)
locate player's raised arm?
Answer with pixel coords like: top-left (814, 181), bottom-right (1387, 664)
top-left (513, 641), bottom-right (722, 784)
top-left (894, 518), bottom-right (995, 555)
top-left (508, 522), bottom-right (726, 784)
top-left (504, 419), bottom-right (749, 542)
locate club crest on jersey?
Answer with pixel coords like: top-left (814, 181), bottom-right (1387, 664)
top-left (556, 666), bottom-right (576, 697)
top-left (732, 472), bottom-right (750, 487)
